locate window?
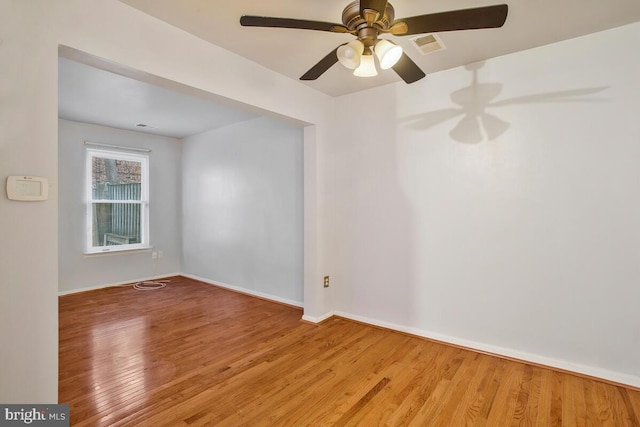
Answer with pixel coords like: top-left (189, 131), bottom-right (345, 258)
top-left (86, 148), bottom-right (149, 253)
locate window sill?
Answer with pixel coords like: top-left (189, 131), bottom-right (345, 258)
top-left (83, 247), bottom-right (152, 258)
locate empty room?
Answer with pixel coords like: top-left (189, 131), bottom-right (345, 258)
top-left (2, 0), bottom-right (640, 425)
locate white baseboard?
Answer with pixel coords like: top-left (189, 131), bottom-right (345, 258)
top-left (181, 273), bottom-right (303, 308)
top-left (58, 275), bottom-right (639, 389)
top-left (331, 310), bottom-right (640, 389)
top-left (58, 272), bottom-right (182, 295)
top-left (301, 311), bottom-right (334, 324)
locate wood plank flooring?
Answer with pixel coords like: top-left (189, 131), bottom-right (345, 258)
top-left (59, 276), bottom-right (640, 426)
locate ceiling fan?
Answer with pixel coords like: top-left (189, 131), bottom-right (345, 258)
top-left (240, 1), bottom-right (508, 84)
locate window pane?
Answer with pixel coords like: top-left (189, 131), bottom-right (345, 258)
top-left (86, 148), bottom-right (149, 253)
top-left (92, 157), bottom-right (142, 200)
top-left (91, 203), bottom-right (142, 247)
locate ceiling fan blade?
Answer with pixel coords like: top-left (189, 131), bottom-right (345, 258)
top-left (240, 16), bottom-right (349, 33)
top-left (392, 53), bottom-right (426, 84)
top-left (393, 4), bottom-right (508, 36)
top-left (300, 46), bottom-right (342, 81)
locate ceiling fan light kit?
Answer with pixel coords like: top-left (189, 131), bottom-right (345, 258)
top-left (337, 38), bottom-right (401, 75)
top-left (375, 39), bottom-right (403, 69)
top-left (337, 40), bottom-right (365, 69)
top-left (240, 1), bottom-right (508, 85)
top-left (353, 52), bottom-right (378, 77)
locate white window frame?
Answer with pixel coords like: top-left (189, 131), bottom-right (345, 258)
top-left (85, 148), bottom-right (150, 254)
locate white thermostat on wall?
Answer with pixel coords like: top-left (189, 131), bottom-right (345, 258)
top-left (6, 175), bottom-right (49, 201)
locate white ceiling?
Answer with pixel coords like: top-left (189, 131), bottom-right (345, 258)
top-left (119, 0), bottom-right (640, 97)
top-left (58, 57), bottom-right (259, 139)
top-left (59, 1), bottom-right (640, 138)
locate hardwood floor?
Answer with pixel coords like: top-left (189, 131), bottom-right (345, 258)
top-left (59, 276), bottom-right (640, 426)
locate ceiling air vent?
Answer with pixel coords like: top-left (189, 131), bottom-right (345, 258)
top-left (135, 123), bottom-right (158, 130)
top-left (410, 33), bottom-right (446, 55)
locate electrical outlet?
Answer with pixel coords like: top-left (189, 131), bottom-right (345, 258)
top-left (323, 276), bottom-right (330, 288)
top-left (152, 251), bottom-right (158, 260)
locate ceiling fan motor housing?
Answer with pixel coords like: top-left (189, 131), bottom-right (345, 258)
top-left (342, 1), bottom-right (395, 38)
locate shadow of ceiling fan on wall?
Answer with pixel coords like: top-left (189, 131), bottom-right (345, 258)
top-left (401, 62), bottom-right (610, 144)
top-left (240, 0), bottom-right (508, 84)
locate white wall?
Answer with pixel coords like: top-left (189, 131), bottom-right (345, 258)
top-left (0, 0), bottom-right (59, 404)
top-left (0, 0), bottom-right (330, 403)
top-left (182, 117), bottom-right (304, 305)
top-left (327, 23), bottom-right (640, 386)
top-left (58, 119), bottom-right (182, 292)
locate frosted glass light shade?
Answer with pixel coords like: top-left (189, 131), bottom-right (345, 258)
top-left (337, 40), bottom-right (365, 70)
top-left (353, 54), bottom-right (378, 77)
top-left (375, 39), bottom-right (403, 69)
